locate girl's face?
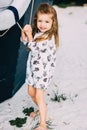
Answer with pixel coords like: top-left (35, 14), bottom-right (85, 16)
top-left (37, 12), bottom-right (53, 33)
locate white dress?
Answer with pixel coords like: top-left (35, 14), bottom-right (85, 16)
top-left (25, 33), bottom-right (57, 89)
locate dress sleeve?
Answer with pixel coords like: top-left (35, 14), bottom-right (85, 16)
top-left (20, 36), bottom-right (29, 47)
top-left (27, 41), bottom-right (38, 52)
top-left (20, 36), bottom-right (37, 51)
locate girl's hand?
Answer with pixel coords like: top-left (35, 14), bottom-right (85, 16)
top-left (21, 24), bottom-right (33, 42)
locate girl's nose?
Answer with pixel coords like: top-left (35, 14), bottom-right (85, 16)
top-left (41, 22), bottom-right (46, 27)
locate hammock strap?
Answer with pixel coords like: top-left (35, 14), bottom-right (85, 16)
top-left (17, 0), bottom-right (35, 32)
top-left (7, 6), bottom-right (19, 22)
top-left (29, 0), bottom-right (34, 24)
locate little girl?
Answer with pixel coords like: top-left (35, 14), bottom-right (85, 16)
top-left (21, 3), bottom-right (59, 130)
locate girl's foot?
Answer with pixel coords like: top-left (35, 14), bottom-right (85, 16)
top-left (34, 123), bottom-right (47, 130)
top-left (30, 110), bottom-right (39, 118)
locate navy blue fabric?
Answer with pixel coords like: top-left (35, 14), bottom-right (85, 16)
top-left (7, 6), bottom-right (19, 22)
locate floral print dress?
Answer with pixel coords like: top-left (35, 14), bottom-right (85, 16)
top-left (25, 33), bottom-right (57, 89)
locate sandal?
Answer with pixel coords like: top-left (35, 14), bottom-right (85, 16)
top-left (30, 110), bottom-right (39, 118)
top-left (34, 123), bottom-right (47, 130)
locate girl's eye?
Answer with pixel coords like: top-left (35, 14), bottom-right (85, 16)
top-left (38, 20), bottom-right (42, 22)
top-left (45, 21), bottom-right (49, 23)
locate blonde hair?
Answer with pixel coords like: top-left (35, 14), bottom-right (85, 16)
top-left (32, 3), bottom-right (59, 47)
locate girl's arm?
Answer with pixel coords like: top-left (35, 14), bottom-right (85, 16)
top-left (21, 24), bottom-right (33, 42)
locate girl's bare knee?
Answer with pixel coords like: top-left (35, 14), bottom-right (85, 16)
top-left (28, 85), bottom-right (36, 98)
top-left (35, 95), bottom-right (40, 103)
top-left (35, 89), bottom-right (45, 104)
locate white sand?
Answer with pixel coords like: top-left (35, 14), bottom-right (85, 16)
top-left (0, 5), bottom-right (87, 130)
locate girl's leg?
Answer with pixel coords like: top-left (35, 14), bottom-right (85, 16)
top-left (35, 89), bottom-right (47, 130)
top-left (28, 85), bottom-right (39, 117)
top-left (28, 85), bottom-right (37, 104)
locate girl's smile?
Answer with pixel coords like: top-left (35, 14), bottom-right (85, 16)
top-left (37, 12), bottom-right (53, 33)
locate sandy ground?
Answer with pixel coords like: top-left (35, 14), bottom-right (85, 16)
top-left (0, 5), bottom-right (87, 130)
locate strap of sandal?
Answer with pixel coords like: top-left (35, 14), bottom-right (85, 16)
top-left (33, 110), bottom-right (39, 118)
top-left (35, 110), bottom-right (39, 115)
top-left (40, 123), bottom-right (47, 129)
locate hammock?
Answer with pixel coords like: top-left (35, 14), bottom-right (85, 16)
top-left (0, 0), bottom-right (34, 37)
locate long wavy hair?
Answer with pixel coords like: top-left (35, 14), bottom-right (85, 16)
top-left (32, 3), bottom-right (59, 47)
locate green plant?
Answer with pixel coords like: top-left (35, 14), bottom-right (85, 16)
top-left (53, 0), bottom-right (87, 7)
top-left (9, 117), bottom-right (27, 127)
top-left (9, 107), bottom-right (34, 128)
top-left (51, 91), bottom-right (67, 102)
top-left (23, 106), bottom-right (34, 116)
top-left (58, 2), bottom-right (76, 8)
